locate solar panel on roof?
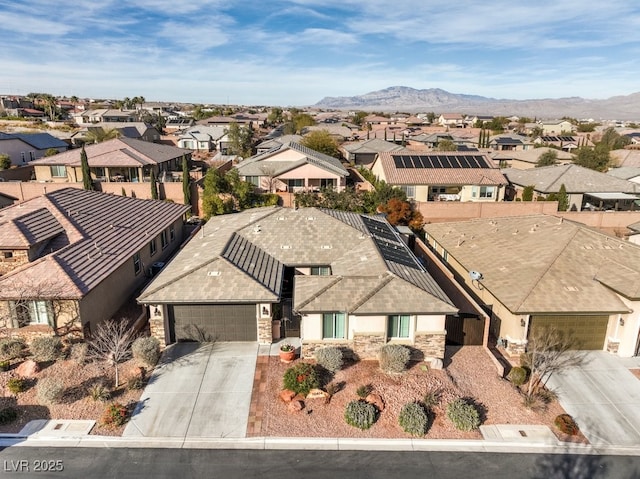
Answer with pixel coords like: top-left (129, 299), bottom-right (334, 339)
top-left (392, 154), bottom-right (490, 169)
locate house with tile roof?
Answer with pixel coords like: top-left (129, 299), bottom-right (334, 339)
top-left (503, 164), bottom-right (640, 210)
top-left (70, 123), bottom-right (161, 146)
top-left (176, 125), bottom-right (227, 151)
top-left (138, 206), bottom-right (457, 362)
top-left (0, 132), bottom-right (69, 166)
top-left (30, 137), bottom-right (191, 184)
top-left (371, 151), bottom-right (507, 202)
top-left (607, 166), bottom-right (640, 184)
top-left (0, 188), bottom-right (190, 341)
top-left (437, 113), bottom-right (465, 128)
top-left (235, 142), bottom-right (348, 193)
top-left (340, 138), bottom-right (405, 167)
top-left (424, 215), bottom-right (640, 357)
top-left (255, 135), bottom-right (302, 155)
top-left (491, 147), bottom-right (573, 170)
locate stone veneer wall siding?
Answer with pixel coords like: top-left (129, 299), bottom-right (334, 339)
top-left (413, 332), bottom-right (446, 360)
top-left (506, 339), bottom-right (527, 356)
top-left (149, 314), bottom-right (166, 348)
top-left (352, 332), bottom-right (386, 360)
top-left (258, 316), bottom-right (273, 344)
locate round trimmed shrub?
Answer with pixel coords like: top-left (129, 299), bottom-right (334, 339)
top-left (399, 402), bottom-right (429, 436)
top-left (283, 362), bottom-right (320, 396)
top-left (378, 344), bottom-right (410, 374)
top-left (0, 338), bottom-right (25, 361)
top-left (314, 346), bottom-right (344, 372)
top-left (507, 366), bottom-right (528, 386)
top-left (446, 398), bottom-right (481, 431)
top-left (7, 377), bottom-right (26, 394)
top-left (102, 403), bottom-right (129, 427)
top-left (554, 414), bottom-right (579, 435)
top-left (36, 377), bottom-right (64, 405)
top-left (0, 407), bottom-right (18, 425)
top-left (132, 336), bottom-right (161, 367)
top-left (30, 336), bottom-right (63, 363)
top-left (70, 342), bottom-right (88, 365)
top-left (345, 400), bottom-right (377, 430)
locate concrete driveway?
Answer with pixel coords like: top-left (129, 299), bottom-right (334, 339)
top-left (124, 342), bottom-right (258, 439)
top-left (546, 351), bottom-right (640, 447)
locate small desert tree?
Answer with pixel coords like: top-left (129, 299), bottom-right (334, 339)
top-left (0, 154), bottom-right (11, 170)
top-left (536, 150), bottom-right (558, 167)
top-left (522, 326), bottom-right (586, 401)
top-left (557, 184), bottom-right (569, 212)
top-left (88, 319), bottom-right (136, 388)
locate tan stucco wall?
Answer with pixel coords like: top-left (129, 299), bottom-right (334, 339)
top-left (611, 296), bottom-right (640, 357)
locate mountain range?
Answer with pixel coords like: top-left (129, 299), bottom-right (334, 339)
top-left (314, 86), bottom-right (640, 120)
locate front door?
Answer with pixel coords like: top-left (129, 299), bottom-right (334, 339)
top-left (281, 299), bottom-right (300, 338)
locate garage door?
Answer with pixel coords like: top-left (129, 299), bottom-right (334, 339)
top-left (169, 304), bottom-right (257, 342)
top-left (530, 314), bottom-right (608, 350)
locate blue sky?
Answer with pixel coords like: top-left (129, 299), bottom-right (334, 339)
top-left (1, 0), bottom-right (639, 106)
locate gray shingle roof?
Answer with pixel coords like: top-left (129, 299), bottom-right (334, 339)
top-left (139, 207), bottom-right (455, 314)
top-left (0, 188), bottom-right (190, 299)
top-left (1, 133), bottom-right (68, 150)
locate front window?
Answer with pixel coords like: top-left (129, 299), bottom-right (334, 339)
top-left (169, 225), bottom-right (175, 242)
top-left (10, 300), bottom-right (51, 326)
top-left (320, 178), bottom-right (335, 189)
top-left (479, 186), bottom-right (495, 198)
top-left (50, 165), bottom-right (67, 177)
top-left (311, 266), bottom-right (331, 276)
top-left (323, 312), bottom-right (346, 339)
top-left (133, 252), bottom-right (141, 275)
top-left (150, 238), bottom-right (157, 256)
top-left (287, 179), bottom-right (304, 189)
top-left (161, 230), bottom-right (168, 249)
top-left (400, 185), bottom-right (416, 199)
top-left (246, 176), bottom-right (260, 187)
top-left (388, 315), bottom-right (410, 339)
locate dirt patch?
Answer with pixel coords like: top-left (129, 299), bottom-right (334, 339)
top-left (0, 358), bottom-right (145, 436)
top-left (257, 346), bottom-right (586, 442)
top-left (630, 369), bottom-right (640, 380)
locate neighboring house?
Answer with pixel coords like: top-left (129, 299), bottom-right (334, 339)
top-left (466, 115), bottom-right (493, 127)
top-left (177, 126), bottom-right (227, 151)
top-left (0, 188), bottom-right (189, 341)
top-left (301, 124), bottom-right (355, 141)
top-left (628, 221), bottom-right (640, 246)
top-left (491, 147), bottom-right (573, 170)
top-left (408, 132), bottom-right (455, 148)
top-left (371, 152), bottom-right (507, 202)
top-left (502, 164), bottom-right (640, 210)
top-left (70, 123), bottom-right (161, 146)
top-left (73, 109), bottom-right (137, 124)
top-left (424, 215), bottom-right (640, 357)
top-left (255, 135), bottom-right (302, 155)
top-left (540, 120), bottom-right (574, 135)
top-left (235, 142), bottom-right (348, 193)
top-left (533, 135), bottom-right (583, 152)
top-left (30, 137), bottom-right (191, 184)
top-left (611, 149), bottom-right (640, 168)
top-left (164, 118), bottom-right (195, 132)
top-left (340, 138), bottom-right (404, 167)
top-left (438, 114), bottom-right (465, 128)
top-left (607, 166), bottom-right (640, 185)
top-left (489, 135), bottom-right (532, 151)
top-left (0, 132), bottom-right (69, 166)
top-left (138, 206), bottom-right (457, 362)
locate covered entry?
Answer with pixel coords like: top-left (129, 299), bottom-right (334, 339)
top-left (168, 304), bottom-right (257, 342)
top-left (530, 314), bottom-right (608, 350)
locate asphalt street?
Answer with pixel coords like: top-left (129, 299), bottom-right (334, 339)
top-left (0, 447), bottom-right (638, 479)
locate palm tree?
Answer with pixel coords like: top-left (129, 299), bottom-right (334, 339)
top-left (138, 96), bottom-right (145, 109)
top-left (84, 127), bottom-right (121, 144)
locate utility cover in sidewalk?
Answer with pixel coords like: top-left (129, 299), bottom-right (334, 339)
top-left (480, 425), bottom-right (559, 445)
top-left (19, 420), bottom-right (95, 437)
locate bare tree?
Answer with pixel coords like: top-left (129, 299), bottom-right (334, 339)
top-left (259, 164), bottom-right (277, 193)
top-left (522, 326), bottom-right (586, 400)
top-left (88, 319), bottom-right (136, 387)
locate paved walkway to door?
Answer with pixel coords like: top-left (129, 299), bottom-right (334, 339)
top-left (546, 351), bottom-right (640, 447)
top-left (124, 342), bottom-right (258, 439)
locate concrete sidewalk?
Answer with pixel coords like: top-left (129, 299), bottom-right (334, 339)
top-left (123, 342), bottom-right (258, 439)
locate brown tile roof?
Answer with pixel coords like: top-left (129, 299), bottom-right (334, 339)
top-left (424, 215), bottom-right (640, 314)
top-left (0, 188), bottom-right (189, 300)
top-left (375, 152), bottom-right (507, 186)
top-left (0, 208), bottom-right (64, 248)
top-left (30, 138), bottom-right (190, 168)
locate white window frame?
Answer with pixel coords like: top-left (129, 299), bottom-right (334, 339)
top-left (50, 165), bottom-right (67, 177)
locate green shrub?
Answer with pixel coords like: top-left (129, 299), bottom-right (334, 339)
top-left (102, 403), bottom-right (129, 427)
top-left (36, 377), bottom-right (64, 405)
top-left (7, 377), bottom-right (26, 394)
top-left (88, 383), bottom-right (111, 403)
top-left (507, 366), bottom-right (528, 386)
top-left (70, 342), bottom-right (88, 365)
top-left (399, 402), bottom-right (429, 436)
top-left (0, 407), bottom-right (18, 425)
top-left (0, 360), bottom-right (10, 371)
top-left (344, 400), bottom-right (377, 430)
top-left (314, 346), bottom-right (344, 373)
top-left (446, 398), bottom-right (481, 431)
top-left (378, 344), bottom-right (410, 374)
top-left (30, 336), bottom-right (63, 362)
top-left (423, 388), bottom-right (441, 408)
top-left (126, 375), bottom-right (144, 391)
top-left (283, 362), bottom-right (320, 396)
top-left (131, 336), bottom-right (160, 367)
top-left (0, 338), bottom-right (25, 361)
top-left (554, 414), bottom-right (579, 435)
top-left (356, 384), bottom-right (373, 399)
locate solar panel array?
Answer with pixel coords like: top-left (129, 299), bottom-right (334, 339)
top-left (540, 136), bottom-right (574, 142)
top-left (393, 154), bottom-right (490, 169)
top-left (361, 217), bottom-right (419, 269)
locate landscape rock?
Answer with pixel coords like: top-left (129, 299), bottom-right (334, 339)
top-left (430, 358), bottom-right (443, 370)
top-left (279, 389), bottom-right (296, 403)
top-left (16, 360), bottom-right (40, 378)
top-left (365, 393), bottom-right (385, 411)
top-left (287, 399), bottom-right (304, 412)
top-left (306, 388), bottom-right (330, 400)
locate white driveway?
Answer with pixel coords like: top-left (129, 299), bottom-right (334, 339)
top-left (123, 342), bottom-right (258, 439)
top-left (546, 351), bottom-right (640, 447)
